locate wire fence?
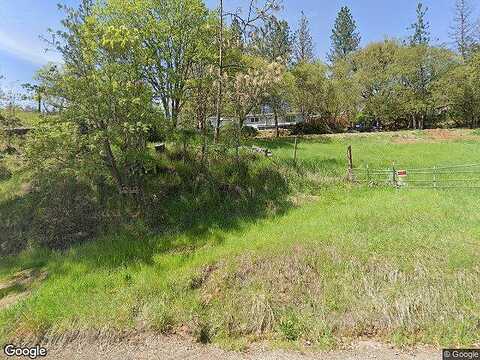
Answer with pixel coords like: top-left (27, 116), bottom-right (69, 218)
top-left (352, 163), bottom-right (480, 189)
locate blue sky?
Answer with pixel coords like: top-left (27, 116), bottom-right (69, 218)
top-left (0, 0), bottom-right (476, 90)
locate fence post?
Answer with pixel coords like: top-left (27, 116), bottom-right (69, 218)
top-left (293, 136), bottom-right (298, 164)
top-left (392, 163), bottom-right (398, 188)
top-left (366, 163), bottom-right (370, 185)
top-left (347, 145), bottom-right (354, 182)
top-left (433, 166), bottom-right (437, 188)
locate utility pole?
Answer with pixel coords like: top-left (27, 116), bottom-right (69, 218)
top-left (214, 0), bottom-right (224, 143)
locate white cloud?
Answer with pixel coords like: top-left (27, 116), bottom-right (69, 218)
top-left (0, 30), bottom-right (61, 65)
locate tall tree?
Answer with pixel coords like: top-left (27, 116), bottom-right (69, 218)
top-left (408, 2), bottom-right (430, 46)
top-left (106, 0), bottom-right (216, 129)
top-left (293, 11), bottom-right (315, 64)
top-left (290, 62), bottom-right (332, 122)
top-left (214, 0), bottom-right (281, 141)
top-left (328, 6), bottom-right (361, 63)
top-left (250, 16), bottom-right (292, 64)
top-left (450, 0), bottom-right (475, 60)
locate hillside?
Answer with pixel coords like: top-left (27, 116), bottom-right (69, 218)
top-left (1, 129), bottom-right (479, 350)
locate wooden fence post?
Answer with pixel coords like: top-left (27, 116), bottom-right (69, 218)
top-left (347, 145), bottom-right (354, 182)
top-left (293, 136), bottom-right (298, 163)
top-left (433, 166), bottom-right (437, 188)
top-left (392, 163), bottom-right (398, 188)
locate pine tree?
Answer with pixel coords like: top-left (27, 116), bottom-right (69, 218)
top-left (328, 6), bottom-right (361, 63)
top-left (293, 11), bottom-right (315, 64)
top-left (251, 17), bottom-right (292, 64)
top-left (408, 2), bottom-right (431, 46)
top-left (450, 0), bottom-right (475, 60)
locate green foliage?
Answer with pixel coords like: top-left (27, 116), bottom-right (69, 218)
top-left (0, 165), bottom-right (11, 181)
top-left (328, 6), bottom-right (361, 63)
top-left (334, 40), bottom-right (457, 130)
top-left (289, 62), bottom-right (334, 122)
top-left (241, 126), bottom-right (259, 138)
top-left (293, 11), bottom-right (315, 64)
top-left (250, 16), bottom-right (292, 64)
top-left (30, 176), bottom-right (102, 249)
top-left (408, 2), bottom-right (431, 46)
top-left (105, 0), bottom-right (217, 127)
top-left (435, 51), bottom-right (480, 127)
top-left (2, 132), bottom-right (480, 347)
top-left (290, 121), bottom-right (339, 135)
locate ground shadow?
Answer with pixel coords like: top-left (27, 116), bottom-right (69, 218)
top-left (0, 158), bottom-right (294, 273)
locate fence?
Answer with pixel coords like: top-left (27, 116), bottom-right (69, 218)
top-left (351, 163), bottom-right (480, 189)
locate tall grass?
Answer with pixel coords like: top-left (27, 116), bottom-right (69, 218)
top-left (1, 129), bottom-right (480, 348)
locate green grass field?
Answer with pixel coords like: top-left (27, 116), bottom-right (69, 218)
top-left (1, 129), bottom-right (480, 349)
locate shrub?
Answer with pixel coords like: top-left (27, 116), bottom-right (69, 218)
top-left (0, 196), bottom-right (33, 256)
top-left (241, 126), bottom-right (258, 138)
top-left (0, 164), bottom-right (12, 181)
top-left (31, 176), bottom-right (102, 249)
top-left (291, 122), bottom-right (331, 135)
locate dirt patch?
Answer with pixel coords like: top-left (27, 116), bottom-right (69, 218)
top-left (42, 333), bottom-right (439, 360)
top-left (391, 129), bottom-right (477, 144)
top-left (0, 268), bottom-right (47, 310)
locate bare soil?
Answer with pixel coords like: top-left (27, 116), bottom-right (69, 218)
top-left (37, 334), bottom-right (440, 360)
top-left (0, 268), bottom-right (47, 311)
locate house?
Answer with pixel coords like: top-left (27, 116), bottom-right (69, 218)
top-left (208, 112), bottom-right (305, 130)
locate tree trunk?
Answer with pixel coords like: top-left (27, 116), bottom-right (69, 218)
top-left (103, 139), bottom-right (124, 191)
top-left (214, 0), bottom-right (224, 143)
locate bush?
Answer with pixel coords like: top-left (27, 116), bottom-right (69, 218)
top-left (0, 164), bottom-right (12, 181)
top-left (31, 176), bottom-right (102, 249)
top-left (241, 126), bottom-right (258, 138)
top-left (291, 122), bottom-right (331, 135)
top-left (0, 196), bottom-right (33, 256)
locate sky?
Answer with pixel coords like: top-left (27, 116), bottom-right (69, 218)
top-left (0, 0), bottom-right (476, 91)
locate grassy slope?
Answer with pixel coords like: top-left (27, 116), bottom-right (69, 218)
top-left (1, 129), bottom-right (480, 348)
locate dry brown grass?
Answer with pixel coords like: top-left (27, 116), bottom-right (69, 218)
top-left (199, 245), bottom-right (480, 347)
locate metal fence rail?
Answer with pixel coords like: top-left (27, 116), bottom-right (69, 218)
top-left (352, 163), bottom-right (480, 189)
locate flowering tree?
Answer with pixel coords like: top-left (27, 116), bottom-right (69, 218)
top-left (224, 57), bottom-right (284, 127)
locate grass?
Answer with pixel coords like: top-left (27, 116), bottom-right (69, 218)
top-left (0, 109), bottom-right (44, 127)
top-left (1, 129), bottom-right (480, 348)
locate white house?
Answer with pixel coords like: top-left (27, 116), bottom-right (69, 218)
top-left (208, 112), bottom-right (304, 130)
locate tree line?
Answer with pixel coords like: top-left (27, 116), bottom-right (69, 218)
top-left (15, 0), bottom-right (480, 196)
top-left (2, 0), bottom-right (480, 252)
top-left (23, 0), bottom-right (480, 136)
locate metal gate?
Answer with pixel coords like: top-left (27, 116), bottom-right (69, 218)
top-left (352, 164), bottom-right (480, 189)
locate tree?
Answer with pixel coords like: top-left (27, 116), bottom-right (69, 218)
top-left (250, 16), bottom-right (292, 64)
top-left (408, 2), bottom-right (430, 46)
top-left (450, 0), bottom-right (476, 60)
top-left (328, 6), bottom-right (361, 63)
top-left (263, 67), bottom-right (291, 137)
top-left (293, 11), bottom-right (315, 64)
top-left (396, 45), bottom-right (456, 129)
top-left (45, 0), bottom-right (95, 70)
top-left (435, 52), bottom-right (480, 128)
top-left (22, 83), bottom-right (45, 113)
top-left (351, 40), bottom-right (403, 128)
top-left (224, 57), bottom-right (283, 128)
top-left (106, 0), bottom-right (216, 129)
top-left (32, 64), bottom-right (66, 113)
top-left (330, 58), bottom-right (362, 125)
top-left (214, 0), bottom-right (282, 142)
top-left (37, 10), bottom-right (160, 194)
top-left (289, 62), bottom-right (332, 122)
top-left (0, 88), bottom-right (23, 151)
